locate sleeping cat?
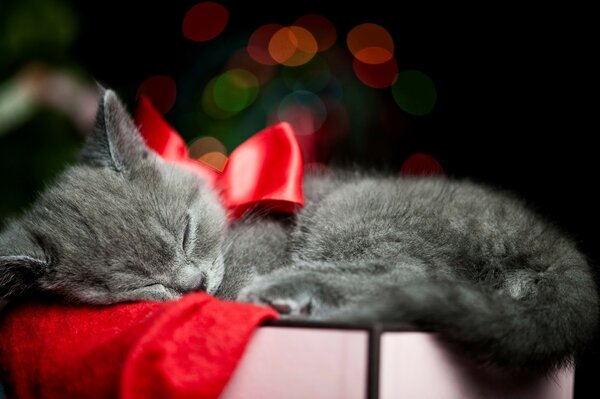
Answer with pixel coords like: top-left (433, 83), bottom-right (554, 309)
top-left (0, 89), bottom-right (597, 374)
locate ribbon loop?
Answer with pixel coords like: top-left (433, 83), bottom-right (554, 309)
top-left (134, 97), bottom-right (304, 218)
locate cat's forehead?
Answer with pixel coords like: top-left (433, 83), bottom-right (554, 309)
top-left (87, 163), bottom-right (218, 220)
top-left (66, 162), bottom-right (205, 202)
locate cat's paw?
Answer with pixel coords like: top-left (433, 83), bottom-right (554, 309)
top-left (238, 271), bottom-right (343, 318)
top-left (243, 290), bottom-right (313, 316)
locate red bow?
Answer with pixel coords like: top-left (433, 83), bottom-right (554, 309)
top-left (134, 97), bottom-right (304, 218)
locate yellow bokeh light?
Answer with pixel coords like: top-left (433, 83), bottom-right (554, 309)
top-left (268, 26), bottom-right (318, 67)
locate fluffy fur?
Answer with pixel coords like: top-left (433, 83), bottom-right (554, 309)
top-left (0, 91), bottom-right (226, 306)
top-left (228, 173), bottom-right (599, 372)
top-left (1, 90), bottom-right (597, 374)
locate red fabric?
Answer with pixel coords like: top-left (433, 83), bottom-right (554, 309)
top-left (135, 97), bottom-right (304, 217)
top-left (0, 98), bottom-right (298, 398)
top-left (0, 293), bottom-right (277, 398)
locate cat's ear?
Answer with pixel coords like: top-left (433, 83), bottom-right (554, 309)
top-left (0, 230), bottom-right (48, 310)
top-left (79, 89), bottom-right (153, 172)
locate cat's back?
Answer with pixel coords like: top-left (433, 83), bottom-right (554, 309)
top-left (295, 172), bottom-right (577, 271)
top-left (301, 171), bottom-right (529, 232)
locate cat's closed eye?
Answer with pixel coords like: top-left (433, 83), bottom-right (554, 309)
top-left (0, 89), bottom-right (227, 306)
top-left (182, 214), bottom-right (196, 254)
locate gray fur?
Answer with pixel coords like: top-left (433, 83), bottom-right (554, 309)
top-left (0, 90), bottom-right (597, 374)
top-left (0, 90), bottom-right (226, 306)
top-left (234, 172), bottom-right (599, 373)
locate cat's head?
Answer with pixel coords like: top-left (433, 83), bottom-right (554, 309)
top-left (0, 90), bottom-right (227, 308)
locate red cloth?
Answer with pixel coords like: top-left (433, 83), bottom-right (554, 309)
top-left (0, 98), bottom-right (293, 398)
top-left (0, 293), bottom-right (277, 398)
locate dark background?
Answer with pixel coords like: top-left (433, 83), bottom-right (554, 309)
top-left (1, 1), bottom-right (597, 396)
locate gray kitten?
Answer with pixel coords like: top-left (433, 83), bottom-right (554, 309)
top-left (0, 90), bottom-right (597, 374)
top-left (0, 90), bottom-right (226, 307)
top-left (223, 173), bottom-right (599, 373)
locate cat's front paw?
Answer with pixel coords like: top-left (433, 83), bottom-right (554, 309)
top-left (243, 290), bottom-right (313, 316)
top-left (238, 271), bottom-right (343, 318)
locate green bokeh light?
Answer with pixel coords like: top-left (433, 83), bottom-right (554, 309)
top-left (202, 77), bottom-right (235, 120)
top-left (391, 70), bottom-right (437, 116)
top-left (0, 0), bottom-right (78, 72)
top-left (213, 69), bottom-right (259, 113)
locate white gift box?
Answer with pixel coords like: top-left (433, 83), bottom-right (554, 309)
top-left (221, 321), bottom-right (574, 399)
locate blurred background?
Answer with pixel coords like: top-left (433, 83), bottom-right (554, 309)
top-left (0, 0), bottom-right (597, 395)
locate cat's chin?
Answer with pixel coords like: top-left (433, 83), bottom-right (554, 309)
top-left (65, 284), bottom-right (183, 305)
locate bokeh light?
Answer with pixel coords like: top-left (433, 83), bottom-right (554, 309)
top-left (347, 23), bottom-right (394, 64)
top-left (282, 55), bottom-right (331, 92)
top-left (392, 70), bottom-right (437, 116)
top-left (353, 57), bottom-right (398, 89)
top-left (136, 75), bottom-right (177, 114)
top-left (182, 2), bottom-right (229, 42)
top-left (277, 90), bottom-right (326, 136)
top-left (400, 153), bottom-right (445, 176)
top-left (188, 136), bottom-right (228, 171)
top-left (268, 26), bottom-right (318, 67)
top-left (198, 152), bottom-right (228, 172)
top-left (226, 48), bottom-right (275, 85)
top-left (268, 28), bottom-right (297, 65)
top-left (213, 69), bottom-right (259, 113)
top-left (202, 77), bottom-right (235, 119)
top-left (294, 14), bottom-right (337, 52)
top-left (189, 136), bottom-right (227, 158)
top-left (247, 24), bottom-right (284, 65)
top-left (355, 47), bottom-right (393, 65)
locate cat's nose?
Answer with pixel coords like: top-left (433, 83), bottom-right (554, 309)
top-left (174, 265), bottom-right (207, 293)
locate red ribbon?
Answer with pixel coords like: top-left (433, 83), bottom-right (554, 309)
top-left (134, 97), bottom-right (304, 218)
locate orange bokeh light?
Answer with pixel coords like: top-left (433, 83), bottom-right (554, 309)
top-left (199, 152), bottom-right (228, 172)
top-left (182, 2), bottom-right (229, 42)
top-left (268, 26), bottom-right (318, 67)
top-left (347, 23), bottom-right (394, 64)
top-left (189, 136), bottom-right (228, 171)
top-left (247, 24), bottom-right (284, 65)
top-left (355, 47), bottom-right (393, 65)
top-left (189, 136), bottom-right (227, 159)
top-left (294, 14), bottom-right (337, 52)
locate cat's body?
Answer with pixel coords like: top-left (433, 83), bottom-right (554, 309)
top-left (1, 90), bottom-right (597, 374)
top-left (220, 172), bottom-right (598, 372)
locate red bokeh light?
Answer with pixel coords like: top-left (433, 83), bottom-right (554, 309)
top-left (136, 75), bottom-right (177, 114)
top-left (294, 14), bottom-right (337, 52)
top-left (182, 2), bottom-right (229, 42)
top-left (352, 57), bottom-right (398, 89)
top-left (247, 24), bottom-right (284, 65)
top-left (400, 153), bottom-right (445, 176)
